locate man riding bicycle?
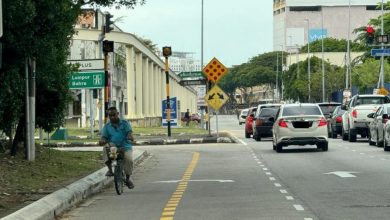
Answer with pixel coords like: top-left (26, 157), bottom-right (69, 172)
top-left (99, 107), bottom-right (135, 189)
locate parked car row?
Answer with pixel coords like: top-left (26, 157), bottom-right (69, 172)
top-left (238, 94), bottom-right (390, 153)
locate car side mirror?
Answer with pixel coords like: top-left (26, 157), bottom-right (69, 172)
top-left (383, 114), bottom-right (389, 119)
top-left (367, 113), bottom-right (375, 118)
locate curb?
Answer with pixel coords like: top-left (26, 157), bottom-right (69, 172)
top-left (1, 150), bottom-right (148, 220)
top-left (40, 133), bottom-right (236, 148)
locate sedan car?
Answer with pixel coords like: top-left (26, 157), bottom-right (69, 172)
top-left (367, 103), bottom-right (390, 147)
top-left (272, 103), bottom-right (328, 152)
top-left (244, 107), bottom-right (257, 138)
top-left (238, 108), bottom-right (249, 125)
top-left (252, 104), bottom-right (281, 141)
top-left (328, 105), bottom-right (345, 138)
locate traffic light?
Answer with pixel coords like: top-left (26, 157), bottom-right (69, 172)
top-left (162, 46), bottom-right (172, 57)
top-left (366, 25), bottom-right (375, 44)
top-left (103, 40), bottom-right (114, 53)
top-left (104, 13), bottom-right (114, 34)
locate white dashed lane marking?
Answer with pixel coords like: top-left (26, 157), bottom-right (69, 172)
top-left (286, 196), bottom-right (294, 200)
top-left (293, 204), bottom-right (305, 211)
top-left (280, 189), bottom-right (288, 194)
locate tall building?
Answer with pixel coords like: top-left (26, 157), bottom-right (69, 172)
top-left (273, 0), bottom-right (386, 52)
top-left (159, 51), bottom-right (202, 73)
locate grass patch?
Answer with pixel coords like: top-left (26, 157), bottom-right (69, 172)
top-left (0, 145), bottom-right (102, 215)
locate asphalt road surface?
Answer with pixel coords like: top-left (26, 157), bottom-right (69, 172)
top-left (60, 115), bottom-right (390, 220)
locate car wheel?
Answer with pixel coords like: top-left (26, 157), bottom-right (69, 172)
top-left (317, 142), bottom-right (328, 151)
top-left (377, 130), bottom-right (384, 148)
top-left (276, 143), bottom-right (283, 153)
top-left (245, 130), bottom-right (250, 138)
top-left (348, 129), bottom-right (357, 142)
top-left (368, 133), bottom-right (376, 146)
top-left (342, 128), bottom-right (348, 141)
top-left (255, 133), bottom-right (261, 141)
top-left (331, 127), bottom-right (338, 138)
top-left (272, 139), bottom-right (276, 150)
top-left (384, 135), bottom-right (390, 151)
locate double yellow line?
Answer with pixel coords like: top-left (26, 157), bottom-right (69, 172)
top-left (160, 152), bottom-right (200, 220)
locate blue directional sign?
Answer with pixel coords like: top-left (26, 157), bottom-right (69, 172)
top-left (371, 49), bottom-right (390, 57)
top-left (162, 97), bottom-right (178, 127)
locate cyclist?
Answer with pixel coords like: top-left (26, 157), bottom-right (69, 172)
top-left (99, 106), bottom-right (135, 189)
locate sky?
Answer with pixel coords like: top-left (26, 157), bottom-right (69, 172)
top-left (104, 0), bottom-right (273, 67)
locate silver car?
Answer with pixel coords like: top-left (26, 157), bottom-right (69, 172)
top-left (272, 103), bottom-right (329, 152)
top-left (367, 103), bottom-right (390, 147)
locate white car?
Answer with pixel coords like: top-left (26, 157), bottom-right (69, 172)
top-left (272, 103), bottom-right (328, 152)
top-left (238, 108), bottom-right (249, 125)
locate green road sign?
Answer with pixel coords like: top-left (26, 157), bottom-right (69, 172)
top-left (69, 71), bottom-right (105, 89)
top-left (178, 71), bottom-right (204, 79)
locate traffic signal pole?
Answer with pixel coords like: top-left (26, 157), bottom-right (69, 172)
top-left (162, 47), bottom-right (172, 137)
top-left (164, 56), bottom-right (171, 137)
top-left (104, 52), bottom-right (109, 123)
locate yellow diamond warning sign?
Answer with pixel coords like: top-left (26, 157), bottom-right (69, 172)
top-left (203, 58), bottom-right (228, 83)
top-left (205, 85), bottom-right (229, 111)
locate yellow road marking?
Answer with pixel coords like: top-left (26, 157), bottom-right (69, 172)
top-left (159, 152), bottom-right (200, 220)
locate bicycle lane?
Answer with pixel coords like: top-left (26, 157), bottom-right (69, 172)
top-left (58, 142), bottom-right (318, 220)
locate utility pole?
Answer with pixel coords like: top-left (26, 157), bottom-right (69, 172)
top-left (379, 0), bottom-right (385, 89)
top-left (276, 52), bottom-right (279, 102)
top-left (305, 19), bottom-right (311, 102)
top-left (321, 8), bottom-right (325, 102)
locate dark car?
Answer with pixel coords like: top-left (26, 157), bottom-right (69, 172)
top-left (317, 102), bottom-right (341, 137)
top-left (317, 102), bottom-right (341, 118)
top-left (328, 105), bottom-right (345, 138)
top-left (253, 106), bottom-right (280, 141)
top-left (245, 107), bottom-right (257, 138)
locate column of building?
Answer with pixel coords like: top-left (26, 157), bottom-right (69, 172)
top-left (142, 58), bottom-right (150, 117)
top-left (135, 52), bottom-right (143, 118)
top-left (148, 61), bottom-right (154, 116)
top-left (125, 46), bottom-right (136, 118)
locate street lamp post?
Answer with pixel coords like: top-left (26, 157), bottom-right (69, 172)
top-left (305, 19), bottom-right (311, 102)
top-left (321, 8), bottom-right (325, 102)
top-left (280, 44), bottom-right (284, 101)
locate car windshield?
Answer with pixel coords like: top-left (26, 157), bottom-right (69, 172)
top-left (259, 108), bottom-right (278, 117)
top-left (282, 106), bottom-right (322, 116)
top-left (356, 97), bottom-right (390, 105)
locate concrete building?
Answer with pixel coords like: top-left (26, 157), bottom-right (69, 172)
top-left (274, 0), bottom-right (386, 52)
top-left (67, 9), bottom-right (198, 128)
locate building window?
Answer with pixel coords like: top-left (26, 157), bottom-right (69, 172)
top-left (289, 6), bottom-right (321, 11)
top-left (366, 5), bottom-right (380, 10)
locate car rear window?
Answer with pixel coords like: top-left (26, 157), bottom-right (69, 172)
top-left (259, 108), bottom-right (278, 117)
top-left (319, 105), bottom-right (339, 115)
top-left (356, 97), bottom-right (390, 105)
top-left (282, 106), bottom-right (322, 116)
top-left (241, 110), bottom-right (248, 115)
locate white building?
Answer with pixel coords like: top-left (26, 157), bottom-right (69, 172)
top-left (274, 0), bottom-right (386, 52)
top-left (68, 9), bottom-right (198, 128)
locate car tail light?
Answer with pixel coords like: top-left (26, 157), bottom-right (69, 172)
top-left (278, 119), bottom-right (288, 128)
top-left (256, 119), bottom-right (262, 126)
top-left (319, 117), bottom-right (327, 126)
top-left (352, 109), bottom-right (357, 118)
top-left (336, 116), bottom-right (342, 123)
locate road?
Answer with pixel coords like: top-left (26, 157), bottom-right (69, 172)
top-left (60, 115), bottom-right (390, 220)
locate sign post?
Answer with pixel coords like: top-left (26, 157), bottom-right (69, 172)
top-left (202, 58), bottom-right (229, 136)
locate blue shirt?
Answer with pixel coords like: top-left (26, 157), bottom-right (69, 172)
top-left (102, 119), bottom-right (133, 150)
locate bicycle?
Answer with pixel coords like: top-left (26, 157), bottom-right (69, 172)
top-left (107, 145), bottom-right (127, 195)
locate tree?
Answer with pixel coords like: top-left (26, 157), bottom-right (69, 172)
top-left (299, 38), bottom-right (365, 53)
top-left (0, 0), bottom-right (145, 157)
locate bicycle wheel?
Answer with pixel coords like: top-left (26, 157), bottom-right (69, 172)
top-left (114, 163), bottom-right (124, 195)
